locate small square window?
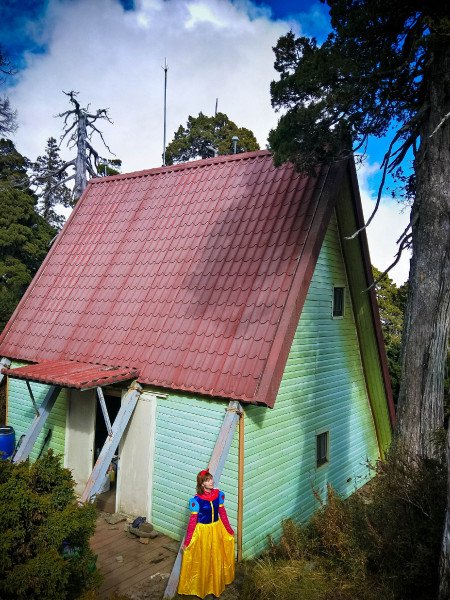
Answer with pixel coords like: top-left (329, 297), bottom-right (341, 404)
top-left (316, 431), bottom-right (329, 467)
top-left (333, 287), bottom-right (345, 318)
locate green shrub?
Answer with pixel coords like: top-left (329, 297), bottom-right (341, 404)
top-left (242, 450), bottom-right (445, 600)
top-left (0, 450), bottom-right (100, 599)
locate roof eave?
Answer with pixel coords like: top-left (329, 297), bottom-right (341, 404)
top-left (346, 159), bottom-right (396, 427)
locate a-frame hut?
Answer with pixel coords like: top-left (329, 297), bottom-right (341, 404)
top-left (0, 150), bottom-right (394, 558)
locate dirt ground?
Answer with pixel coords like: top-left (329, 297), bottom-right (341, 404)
top-left (90, 508), bottom-right (244, 600)
top-left (113, 567), bottom-right (244, 600)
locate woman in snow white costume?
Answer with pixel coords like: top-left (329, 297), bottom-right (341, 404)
top-left (178, 469), bottom-right (235, 598)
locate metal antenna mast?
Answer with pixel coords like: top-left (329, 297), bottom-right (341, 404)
top-left (162, 58), bottom-right (168, 166)
top-left (215, 98), bottom-right (218, 116)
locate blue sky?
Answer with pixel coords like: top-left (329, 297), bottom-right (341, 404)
top-left (1, 0), bottom-right (410, 282)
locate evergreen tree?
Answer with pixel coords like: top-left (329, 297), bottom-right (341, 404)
top-left (165, 112), bottom-right (259, 165)
top-left (97, 157), bottom-right (122, 177)
top-left (0, 138), bottom-right (29, 185)
top-left (269, 1), bottom-right (449, 456)
top-left (32, 137), bottom-right (71, 229)
top-left (268, 2), bottom-right (449, 592)
top-left (0, 139), bottom-right (55, 330)
top-left (373, 267), bottom-right (408, 403)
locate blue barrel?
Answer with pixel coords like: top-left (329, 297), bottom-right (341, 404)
top-left (0, 426), bottom-right (15, 460)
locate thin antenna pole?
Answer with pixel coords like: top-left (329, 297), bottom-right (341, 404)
top-left (215, 98), bottom-right (218, 116)
top-left (162, 58), bottom-right (168, 166)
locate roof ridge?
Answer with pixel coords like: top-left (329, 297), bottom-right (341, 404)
top-left (89, 149), bottom-right (272, 184)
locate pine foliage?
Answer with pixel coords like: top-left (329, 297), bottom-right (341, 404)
top-left (269, 1), bottom-right (448, 180)
top-left (372, 267), bottom-right (408, 402)
top-left (32, 137), bottom-right (71, 229)
top-left (0, 451), bottom-right (99, 600)
top-left (0, 139), bottom-right (55, 330)
top-left (165, 112), bottom-right (259, 165)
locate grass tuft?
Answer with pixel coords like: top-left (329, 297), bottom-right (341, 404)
top-left (242, 449), bottom-right (445, 600)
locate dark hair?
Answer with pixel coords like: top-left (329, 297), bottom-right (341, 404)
top-left (196, 470), bottom-right (213, 495)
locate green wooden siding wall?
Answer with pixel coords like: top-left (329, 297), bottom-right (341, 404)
top-left (152, 393), bottom-right (238, 539)
top-left (152, 394), bottom-right (238, 540)
top-left (151, 209), bottom-right (382, 559)
top-left (7, 361), bottom-right (67, 460)
top-left (242, 210), bottom-right (380, 557)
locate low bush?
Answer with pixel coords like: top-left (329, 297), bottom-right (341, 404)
top-left (0, 450), bottom-right (100, 599)
top-left (242, 450), bottom-right (446, 600)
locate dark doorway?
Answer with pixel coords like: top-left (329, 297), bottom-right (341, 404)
top-left (94, 393), bottom-right (121, 512)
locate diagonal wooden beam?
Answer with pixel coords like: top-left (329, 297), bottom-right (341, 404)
top-left (208, 401), bottom-right (242, 481)
top-left (26, 381), bottom-right (40, 416)
top-left (80, 383), bottom-right (142, 504)
top-left (13, 385), bottom-right (62, 463)
top-left (96, 386), bottom-right (113, 436)
top-left (163, 400), bottom-right (242, 599)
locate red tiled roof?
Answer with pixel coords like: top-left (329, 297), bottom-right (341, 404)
top-left (1, 359), bottom-right (139, 389)
top-left (0, 151), bottom-right (343, 407)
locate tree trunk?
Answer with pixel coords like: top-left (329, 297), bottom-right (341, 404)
top-left (394, 43), bottom-right (450, 598)
top-left (440, 425), bottom-right (450, 599)
top-left (395, 43), bottom-right (450, 460)
top-left (73, 112), bottom-right (88, 202)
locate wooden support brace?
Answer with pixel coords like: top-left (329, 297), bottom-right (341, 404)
top-left (26, 381), bottom-right (40, 417)
top-left (0, 357), bottom-right (11, 386)
top-left (80, 383), bottom-right (142, 504)
top-left (12, 385), bottom-right (61, 463)
top-left (163, 400), bottom-right (242, 599)
top-left (237, 408), bottom-right (244, 562)
top-left (96, 386), bottom-right (113, 436)
top-left (208, 400), bottom-right (242, 480)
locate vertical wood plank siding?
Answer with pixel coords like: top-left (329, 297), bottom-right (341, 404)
top-left (152, 395), bottom-right (238, 541)
top-left (242, 210), bottom-right (380, 557)
top-left (7, 361), bottom-right (67, 460)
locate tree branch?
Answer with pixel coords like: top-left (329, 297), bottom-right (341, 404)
top-left (346, 148), bottom-right (391, 240)
top-left (47, 159), bottom-right (76, 176)
top-left (51, 173), bottom-right (75, 188)
top-left (88, 122), bottom-right (115, 155)
top-left (366, 233), bottom-right (412, 290)
top-left (396, 221), bottom-right (412, 245)
top-left (59, 120), bottom-right (77, 145)
top-left (346, 102), bottom-right (428, 240)
top-left (86, 163), bottom-right (97, 178)
top-left (429, 111), bottom-right (450, 138)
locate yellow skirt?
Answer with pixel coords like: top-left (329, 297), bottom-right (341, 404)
top-left (178, 520), bottom-right (235, 598)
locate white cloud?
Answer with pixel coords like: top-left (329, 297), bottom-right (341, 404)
top-left (8, 0), bottom-right (289, 172)
top-left (356, 160), bottom-right (411, 285)
top-left (186, 2), bottom-right (227, 28)
top-left (7, 0), bottom-right (410, 285)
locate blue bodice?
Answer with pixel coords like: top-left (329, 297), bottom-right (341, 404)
top-left (188, 490), bottom-right (225, 524)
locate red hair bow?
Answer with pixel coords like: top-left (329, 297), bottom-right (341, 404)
top-left (199, 469), bottom-right (210, 476)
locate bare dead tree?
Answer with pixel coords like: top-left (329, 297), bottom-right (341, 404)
top-left (55, 91), bottom-right (114, 203)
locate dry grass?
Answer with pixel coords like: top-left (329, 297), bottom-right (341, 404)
top-left (241, 450), bottom-right (445, 600)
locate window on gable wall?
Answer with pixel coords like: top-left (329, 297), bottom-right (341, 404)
top-left (316, 431), bottom-right (329, 467)
top-left (332, 286), bottom-right (345, 318)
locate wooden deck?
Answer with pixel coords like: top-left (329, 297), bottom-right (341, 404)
top-left (91, 513), bottom-right (178, 599)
